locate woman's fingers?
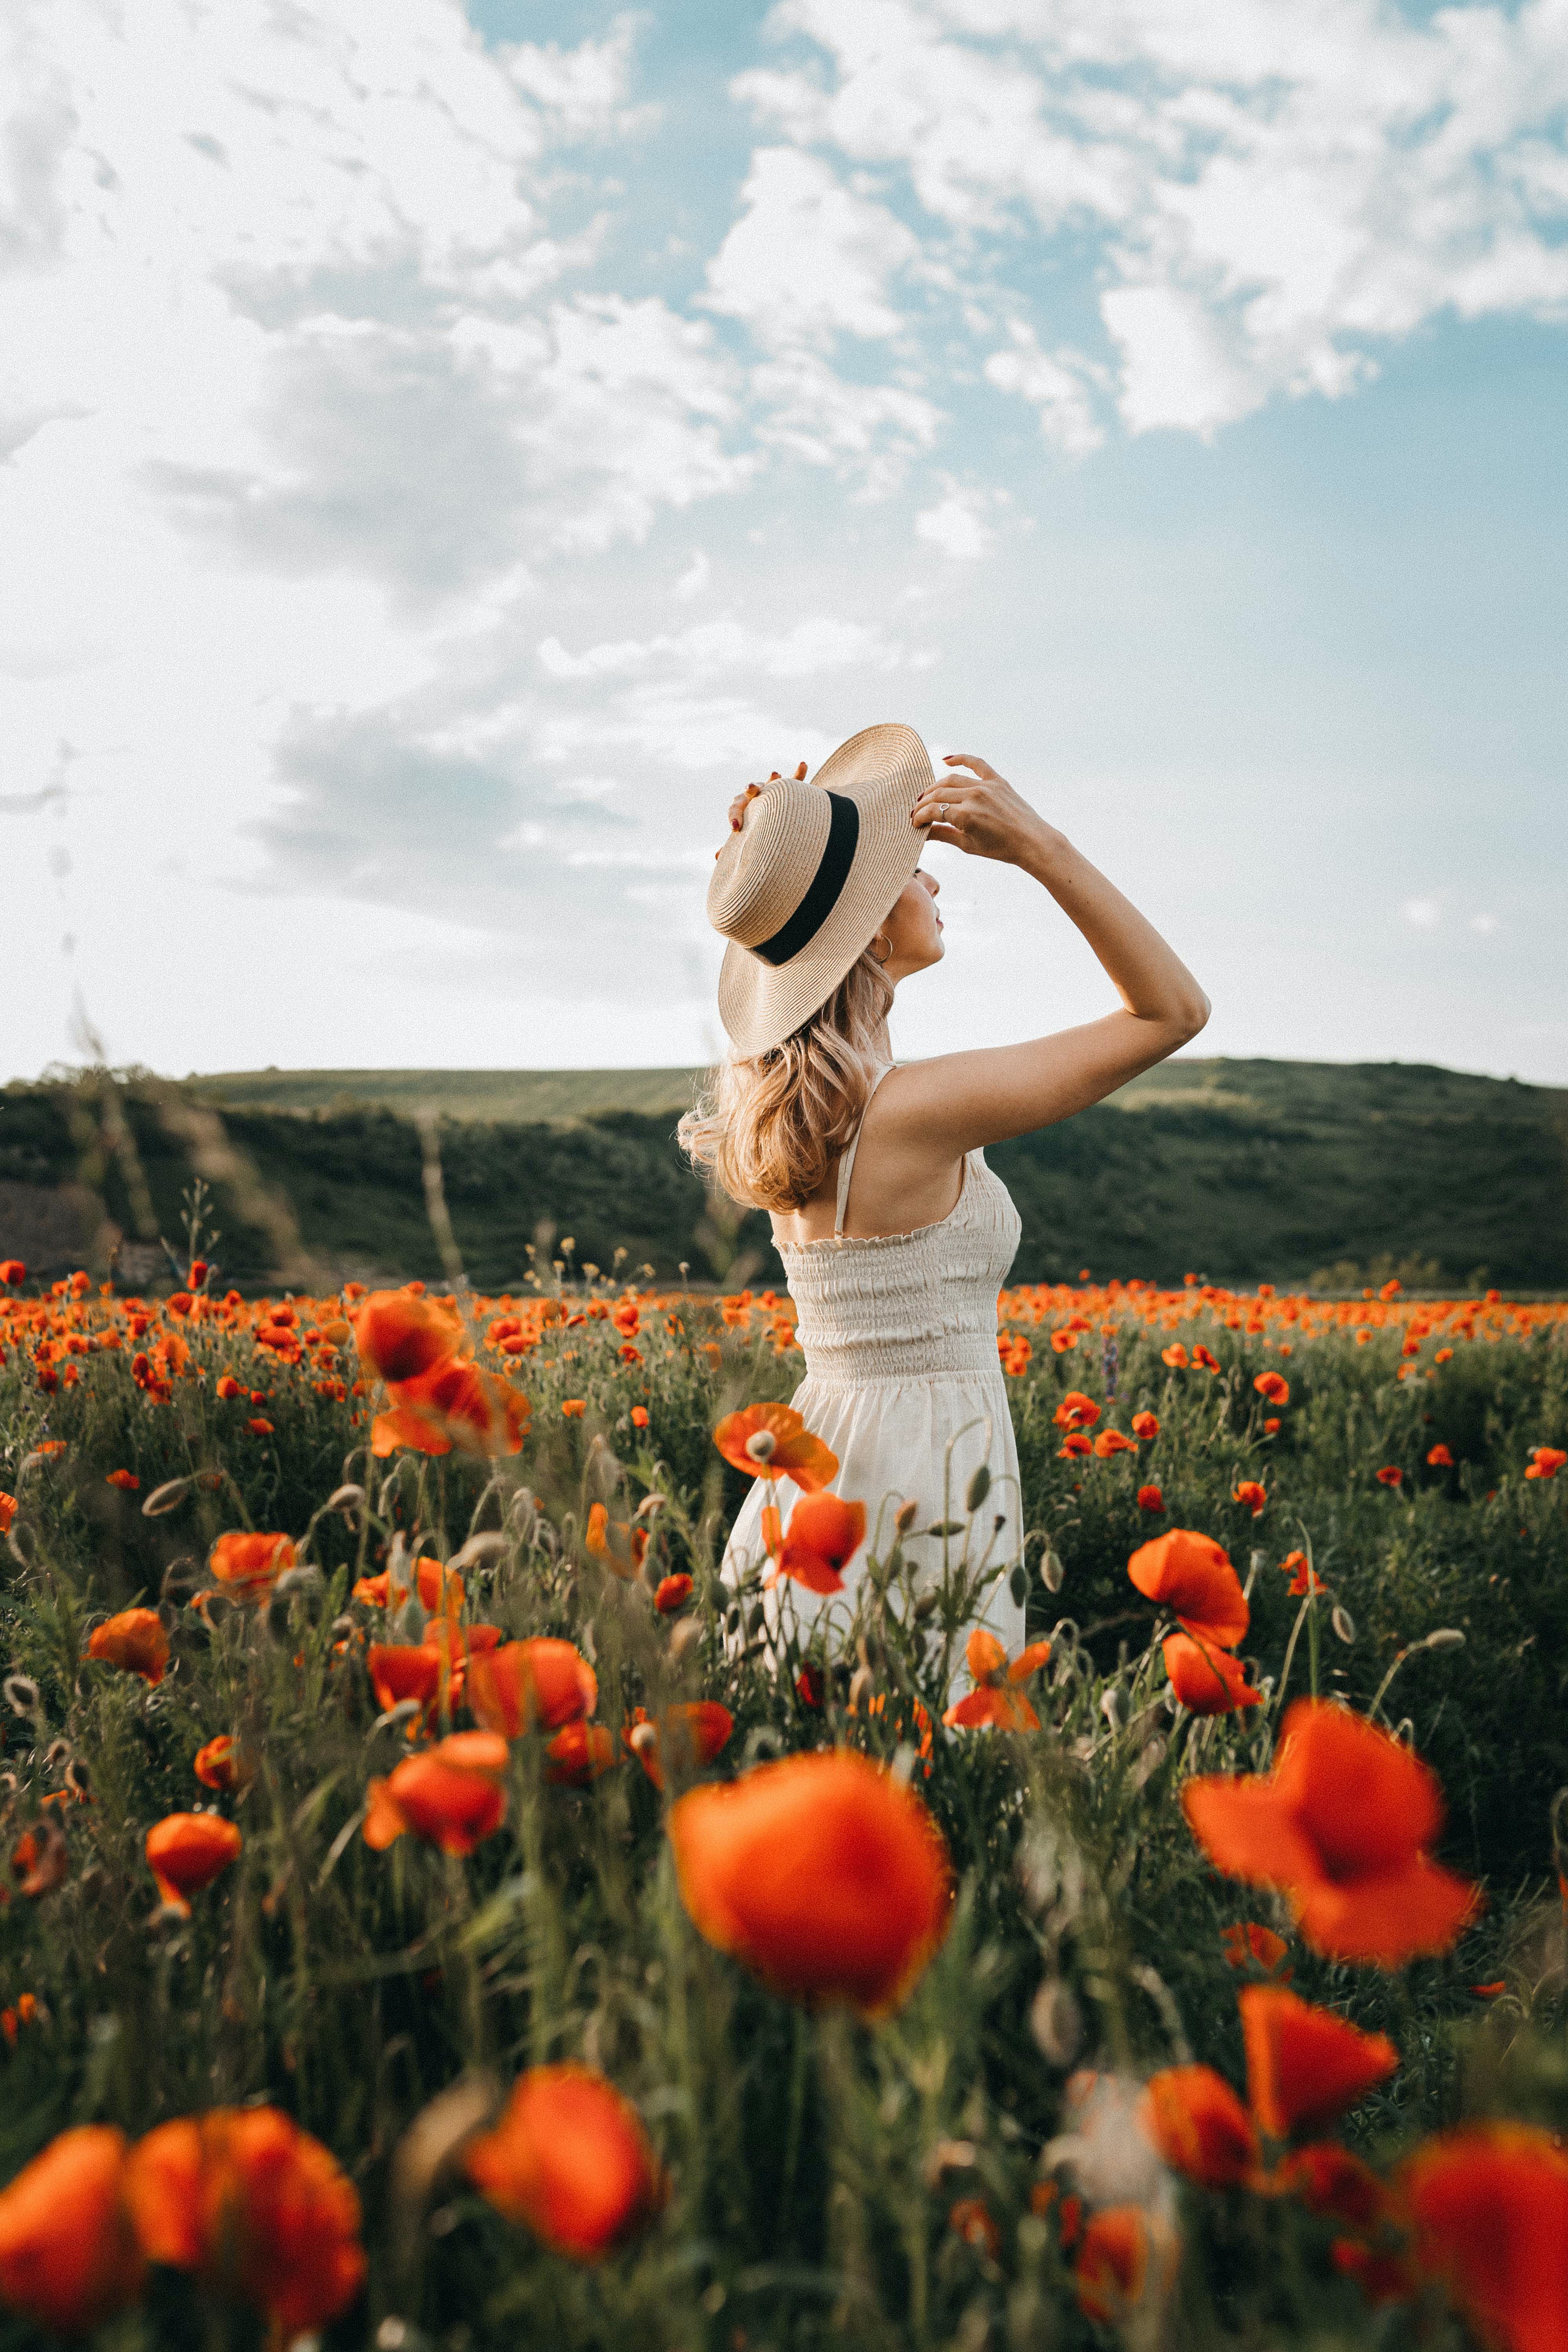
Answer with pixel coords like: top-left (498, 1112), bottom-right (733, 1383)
top-left (944, 752), bottom-right (999, 780)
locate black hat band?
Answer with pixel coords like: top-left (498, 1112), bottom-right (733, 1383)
top-left (751, 792), bottom-right (861, 967)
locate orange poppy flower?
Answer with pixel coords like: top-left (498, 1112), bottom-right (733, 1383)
top-left (667, 1748), bottom-right (952, 2017)
top-left (352, 1556), bottom-right (464, 1615)
top-left (1399, 2122), bottom-right (1568, 2352)
top-left (0, 2125), bottom-right (145, 2333)
top-left (630, 1405), bottom-right (650, 1427)
top-left (1127, 1529), bottom-right (1249, 1648)
top-left (1376, 1465), bottom-right (1403, 1488)
top-left (363, 1731), bottom-right (509, 1855)
top-left (464, 2063), bottom-right (664, 2260)
top-left (1274, 2141), bottom-right (1386, 2230)
top-left (1137, 1483), bottom-right (1164, 1512)
top-left (584, 1502), bottom-right (648, 1579)
top-left (1162, 1633), bottom-right (1262, 1715)
top-left (948, 2196), bottom-right (1002, 2259)
top-left (1232, 1480), bottom-right (1268, 1515)
top-left (1182, 1699), bottom-right (1479, 1966)
top-left (1277, 1549), bottom-right (1324, 1597)
top-left (350, 1288), bottom-right (465, 1384)
top-left (1074, 2206), bottom-right (1149, 2325)
top-left (1053, 1391), bottom-right (1100, 1432)
top-left (209, 1532), bottom-right (295, 1599)
top-left (372, 1358), bottom-right (530, 1458)
top-left (0, 1492), bottom-right (14, 1537)
top-left (1220, 1922), bottom-right (1289, 1976)
top-left (87, 1608), bottom-right (170, 1687)
top-left (1093, 1428), bottom-right (1138, 1457)
top-left (1239, 1985), bottom-right (1397, 2140)
top-left (1131, 1411), bottom-right (1160, 1440)
top-left (0, 1261), bottom-right (24, 1286)
top-left (145, 1815), bottom-right (242, 1915)
top-left (771, 1491), bottom-right (866, 1594)
top-left (624, 1702), bottom-right (733, 1792)
top-left (125, 2106), bottom-right (364, 2339)
top-left (1058, 1432), bottom-right (1092, 1459)
top-left (1427, 1443), bottom-right (1455, 1468)
top-left (1161, 1343), bottom-right (1189, 1368)
top-left (943, 1629), bottom-right (1051, 1730)
top-left (713, 1402), bottom-right (838, 1493)
top-left (1253, 1372), bottom-right (1290, 1405)
top-left (193, 1735), bottom-right (254, 1795)
top-left (105, 1468), bottom-right (140, 1492)
top-left (544, 1723), bottom-right (617, 1786)
top-left (365, 1643), bottom-right (449, 1726)
top-left (466, 1639), bottom-right (597, 1738)
top-left (654, 1572), bottom-right (693, 1614)
top-left (1526, 1446), bottom-right (1566, 1481)
top-left (1142, 2065), bottom-right (1258, 2187)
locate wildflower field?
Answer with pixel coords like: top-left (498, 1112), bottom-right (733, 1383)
top-left (1, 1248), bottom-right (1566, 2350)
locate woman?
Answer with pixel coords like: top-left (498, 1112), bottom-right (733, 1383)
top-left (680, 722), bottom-right (1208, 1659)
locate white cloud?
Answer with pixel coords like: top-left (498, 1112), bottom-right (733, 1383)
top-left (1403, 897), bottom-right (1443, 929)
top-left (539, 613), bottom-right (904, 682)
top-left (673, 548), bottom-right (711, 601)
top-left (983, 322), bottom-right (1104, 453)
top-left (704, 145), bottom-right (921, 346)
top-left (915, 486), bottom-right (994, 559)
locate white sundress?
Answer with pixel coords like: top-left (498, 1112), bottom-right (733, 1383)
top-left (724, 1063), bottom-right (1028, 1659)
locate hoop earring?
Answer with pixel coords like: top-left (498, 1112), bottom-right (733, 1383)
top-left (870, 933), bottom-right (892, 967)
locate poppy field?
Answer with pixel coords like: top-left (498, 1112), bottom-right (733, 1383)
top-left (0, 1254), bottom-right (1566, 2350)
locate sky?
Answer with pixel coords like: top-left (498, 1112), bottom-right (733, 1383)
top-left (2, 0), bottom-right (1566, 1087)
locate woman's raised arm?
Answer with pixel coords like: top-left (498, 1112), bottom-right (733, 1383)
top-left (892, 753), bottom-right (1209, 1152)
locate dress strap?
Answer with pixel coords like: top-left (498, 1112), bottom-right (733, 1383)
top-left (834, 1063), bottom-right (895, 1238)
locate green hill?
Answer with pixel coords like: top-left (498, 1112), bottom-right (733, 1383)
top-left (2, 1057), bottom-right (1564, 1294)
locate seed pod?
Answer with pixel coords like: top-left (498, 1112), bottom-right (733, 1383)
top-left (327, 1484), bottom-right (365, 1515)
top-left (4, 1675), bottom-right (41, 1720)
top-left (509, 1486), bottom-right (537, 1533)
top-left (894, 1498), bottom-right (919, 1536)
top-left (64, 1758), bottom-right (92, 1800)
top-left (745, 1429), bottom-right (777, 1464)
top-left (1029, 1979), bottom-right (1083, 2067)
top-left (448, 1532), bottom-right (508, 1573)
top-left (927, 1520), bottom-right (965, 1539)
top-left (745, 1603), bottom-right (767, 1640)
top-left (724, 1604), bottom-right (742, 1637)
top-left (43, 1738), bottom-right (72, 1774)
top-left (1100, 1687), bottom-right (1125, 1731)
top-left (1042, 1549), bottom-right (1065, 1594)
top-left (1332, 1605), bottom-right (1356, 1645)
top-left (965, 1463), bottom-right (992, 1513)
top-left (912, 1589), bottom-right (940, 1624)
top-left (1009, 1563), bottom-right (1029, 1608)
top-left (1423, 1627), bottom-right (1466, 1652)
top-left (668, 1617), bottom-right (703, 1664)
top-left (635, 1493), bottom-right (667, 1521)
top-left (142, 1477), bottom-right (192, 1518)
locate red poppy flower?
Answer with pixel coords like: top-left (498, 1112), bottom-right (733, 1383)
top-left (1136, 1483), bottom-right (1164, 1512)
top-left (1053, 1391), bottom-right (1100, 1432)
top-left (584, 1502), bottom-right (648, 1579)
top-left (466, 1640), bottom-right (597, 1739)
top-left (87, 1608), bottom-right (170, 1687)
top-left (623, 1702), bottom-right (733, 1792)
top-left (630, 1405), bottom-right (650, 1427)
top-left (0, 2126), bottom-right (144, 2333)
top-left (1278, 1549), bottom-right (1324, 1597)
top-left (1427, 1443), bottom-right (1455, 1468)
top-left (193, 1735), bottom-right (253, 1794)
top-left (1131, 1411), bottom-right (1160, 1440)
top-left (1275, 2141), bottom-right (1386, 2230)
top-left (464, 2063), bottom-right (664, 2259)
top-left (1239, 1985), bottom-right (1397, 2140)
top-left (352, 1556), bottom-right (464, 1616)
top-left (1192, 1344), bottom-right (1220, 1372)
top-left (372, 1358), bottom-right (531, 1459)
top-left (943, 1630), bottom-right (1051, 1730)
top-left (561, 1399), bottom-right (586, 1417)
top-left (145, 1815), bottom-right (242, 1915)
top-left (1182, 1699), bottom-right (1479, 1966)
top-left (1161, 1344), bottom-right (1189, 1368)
top-left (1162, 1633), bottom-right (1262, 1715)
top-left (209, 1532), bottom-right (295, 1599)
top-left (1142, 2065), bottom-right (1258, 2187)
top-left (1254, 1372), bottom-right (1290, 1405)
top-left (667, 1749), bottom-right (952, 2016)
top-left (771, 1491), bottom-right (866, 1594)
top-left (1220, 1922), bottom-right (1289, 1976)
top-left (544, 1723), bottom-right (617, 1786)
top-left (365, 1643), bottom-right (449, 1726)
top-left (126, 2107), bottom-right (364, 2339)
top-left (1376, 1465), bottom-right (1403, 1488)
top-left (1526, 1446), bottom-right (1566, 1481)
top-left (795, 1664), bottom-right (824, 1709)
top-left (713, 1402), bottom-right (837, 1493)
top-left (1058, 1432), bottom-right (1092, 1459)
top-left (654, 1573), bottom-right (693, 1614)
top-left (105, 1468), bottom-right (140, 1492)
top-left (363, 1731), bottom-right (509, 1855)
top-left (350, 1288), bottom-right (465, 1385)
top-left (1074, 2207), bottom-right (1149, 2325)
top-left (1127, 1529), bottom-right (1249, 1648)
top-left (1399, 2122), bottom-right (1568, 2352)
top-left (1232, 1480), bottom-right (1267, 1516)
top-left (948, 2197), bottom-right (1001, 2259)
top-left (0, 1493), bottom-right (14, 1538)
top-left (0, 1261), bottom-right (24, 1287)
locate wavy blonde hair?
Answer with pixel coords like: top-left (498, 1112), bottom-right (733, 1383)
top-left (679, 950), bottom-right (895, 1212)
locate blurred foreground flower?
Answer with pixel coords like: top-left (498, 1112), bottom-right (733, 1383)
top-left (770, 1490), bottom-right (866, 1593)
top-left (0, 2126), bottom-right (144, 2334)
top-left (466, 1639), bottom-right (596, 1738)
top-left (714, 1402), bottom-right (837, 1493)
top-left (667, 1749), bottom-right (952, 2016)
top-left (127, 2106), bottom-right (365, 2341)
top-left (1183, 1700), bottom-right (1478, 1966)
top-left (350, 1287), bottom-right (465, 1384)
top-left (209, 1531), bottom-right (296, 1600)
top-left (372, 1357), bottom-right (531, 1458)
top-left (944, 1629), bottom-right (1051, 1730)
top-left (464, 2063), bottom-right (664, 2259)
top-left (623, 1702), bottom-right (732, 1792)
top-left (146, 1815), bottom-right (242, 1915)
top-left (1399, 2121), bottom-right (1568, 2352)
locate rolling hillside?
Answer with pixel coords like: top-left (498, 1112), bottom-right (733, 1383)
top-left (1, 1057), bottom-right (1564, 1293)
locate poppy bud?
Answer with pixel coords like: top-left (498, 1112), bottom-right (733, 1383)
top-left (894, 1498), bottom-right (919, 1535)
top-left (913, 1589), bottom-right (940, 1622)
top-left (1030, 1979), bottom-right (1083, 2067)
top-left (1043, 1549), bottom-right (1065, 1593)
top-left (1009, 1563), bottom-right (1029, 1606)
top-left (142, 1478), bottom-right (192, 1517)
top-left (1100, 1688), bottom-right (1125, 1730)
top-left (4, 1675), bottom-right (41, 1720)
top-left (1422, 1627), bottom-right (1465, 1651)
top-left (1332, 1606), bottom-right (1356, 1645)
top-left (965, 1463), bottom-right (992, 1512)
top-left (328, 1484), bottom-right (365, 1514)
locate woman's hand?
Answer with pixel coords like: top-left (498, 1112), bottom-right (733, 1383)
top-left (728, 761), bottom-right (808, 833)
top-left (911, 753), bottom-right (1059, 866)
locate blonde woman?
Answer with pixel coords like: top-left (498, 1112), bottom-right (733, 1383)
top-left (681, 724), bottom-right (1208, 1655)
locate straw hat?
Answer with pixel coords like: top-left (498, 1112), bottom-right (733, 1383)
top-left (708, 722), bottom-right (935, 1058)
